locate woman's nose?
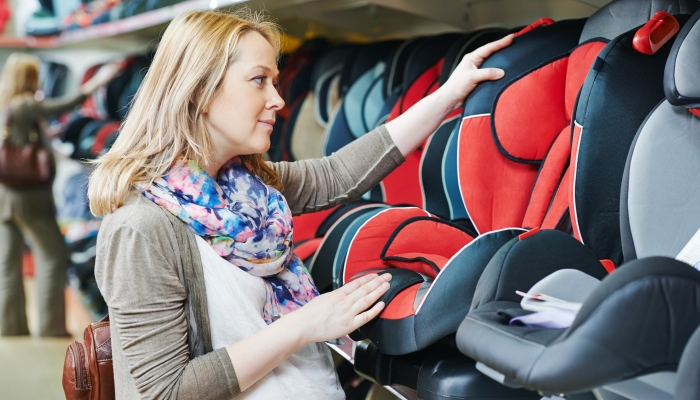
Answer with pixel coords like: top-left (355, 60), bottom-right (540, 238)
top-left (268, 88), bottom-right (285, 110)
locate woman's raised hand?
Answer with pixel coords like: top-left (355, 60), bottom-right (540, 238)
top-left (437, 33), bottom-right (515, 112)
top-left (293, 273), bottom-right (392, 344)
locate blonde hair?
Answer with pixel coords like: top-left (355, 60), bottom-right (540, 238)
top-left (88, 9), bottom-right (283, 217)
top-left (0, 53), bottom-right (40, 110)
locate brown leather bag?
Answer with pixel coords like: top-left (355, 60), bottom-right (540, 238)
top-left (62, 315), bottom-right (114, 400)
top-left (0, 113), bottom-right (55, 188)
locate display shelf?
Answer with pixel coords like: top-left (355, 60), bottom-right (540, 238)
top-left (0, 0), bottom-right (247, 50)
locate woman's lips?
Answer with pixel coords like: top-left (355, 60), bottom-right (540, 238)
top-left (258, 119), bottom-right (275, 128)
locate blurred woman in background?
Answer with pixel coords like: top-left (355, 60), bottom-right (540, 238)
top-left (0, 53), bottom-right (118, 336)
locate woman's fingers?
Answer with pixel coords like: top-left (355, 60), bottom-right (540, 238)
top-left (350, 278), bottom-right (390, 315)
top-left (345, 273), bottom-right (392, 304)
top-left (469, 67), bottom-right (506, 83)
top-left (467, 34), bottom-right (515, 67)
top-left (352, 301), bottom-right (386, 330)
top-left (339, 273), bottom-right (378, 295)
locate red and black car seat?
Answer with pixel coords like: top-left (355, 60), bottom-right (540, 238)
top-left (454, 8), bottom-right (700, 395)
top-left (342, 17), bottom-right (593, 355)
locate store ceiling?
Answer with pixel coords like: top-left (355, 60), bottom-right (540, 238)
top-left (246, 0), bottom-right (607, 40)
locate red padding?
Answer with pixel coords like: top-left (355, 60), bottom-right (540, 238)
top-left (600, 259), bottom-right (616, 274)
top-left (570, 123), bottom-right (584, 241)
top-left (522, 128), bottom-right (571, 229)
top-left (379, 283), bottom-right (420, 320)
top-left (458, 115), bottom-right (538, 233)
top-left (565, 42), bottom-right (608, 117)
top-left (295, 238), bottom-right (323, 261)
top-left (344, 208), bottom-right (430, 284)
top-left (691, 109), bottom-right (700, 118)
top-left (383, 60), bottom-right (445, 207)
top-left (493, 57), bottom-right (569, 161)
top-left (381, 218), bottom-right (474, 278)
top-left (541, 166), bottom-right (570, 230)
top-left (292, 206), bottom-right (338, 242)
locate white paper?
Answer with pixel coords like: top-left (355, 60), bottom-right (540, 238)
top-left (676, 227), bottom-right (700, 270)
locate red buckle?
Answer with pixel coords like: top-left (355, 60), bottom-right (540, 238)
top-left (515, 18), bottom-right (556, 37)
top-left (518, 227), bottom-right (541, 241)
top-left (599, 259), bottom-right (615, 274)
top-left (632, 12), bottom-right (679, 55)
top-left (690, 109), bottom-right (700, 118)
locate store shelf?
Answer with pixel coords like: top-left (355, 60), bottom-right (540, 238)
top-left (0, 0), bottom-right (247, 50)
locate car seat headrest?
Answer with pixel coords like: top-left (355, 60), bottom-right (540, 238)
top-left (665, 9), bottom-right (700, 110)
top-left (579, 0), bottom-right (699, 43)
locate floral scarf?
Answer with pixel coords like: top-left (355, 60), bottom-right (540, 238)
top-left (137, 157), bottom-right (318, 324)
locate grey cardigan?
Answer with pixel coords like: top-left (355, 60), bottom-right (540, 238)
top-left (95, 126), bottom-right (404, 400)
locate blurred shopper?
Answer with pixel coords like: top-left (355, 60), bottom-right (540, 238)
top-left (0, 54), bottom-right (119, 336)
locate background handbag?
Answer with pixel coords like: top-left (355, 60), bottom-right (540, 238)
top-left (0, 112), bottom-right (55, 188)
top-left (62, 315), bottom-right (113, 400)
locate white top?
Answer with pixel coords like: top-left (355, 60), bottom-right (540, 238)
top-left (197, 236), bottom-right (345, 400)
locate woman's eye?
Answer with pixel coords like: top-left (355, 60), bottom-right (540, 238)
top-left (253, 76), bottom-right (265, 85)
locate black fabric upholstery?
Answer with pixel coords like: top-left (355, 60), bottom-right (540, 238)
top-left (676, 323), bottom-right (700, 400)
top-left (382, 38), bottom-right (425, 98)
top-left (459, 257), bottom-right (700, 394)
top-left (417, 349), bottom-right (541, 400)
top-left (665, 10), bottom-right (700, 107)
top-left (374, 268), bottom-right (426, 307)
top-left (462, 19), bottom-right (586, 117)
top-left (421, 117), bottom-right (458, 219)
top-left (469, 230), bottom-right (607, 312)
top-left (438, 30), bottom-right (508, 86)
top-left (339, 40), bottom-right (401, 97)
top-left (573, 15), bottom-right (690, 266)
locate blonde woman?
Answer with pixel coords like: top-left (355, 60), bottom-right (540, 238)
top-left (0, 54), bottom-right (118, 336)
top-left (89, 9), bottom-right (513, 399)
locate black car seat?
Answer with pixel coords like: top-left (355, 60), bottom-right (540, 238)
top-left (455, 7), bottom-right (700, 397)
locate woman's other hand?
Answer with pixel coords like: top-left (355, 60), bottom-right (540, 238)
top-left (294, 273), bottom-right (392, 344)
top-left (436, 34), bottom-right (514, 112)
top-left (80, 62), bottom-right (123, 95)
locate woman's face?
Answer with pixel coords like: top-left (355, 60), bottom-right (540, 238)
top-left (204, 31), bottom-right (284, 169)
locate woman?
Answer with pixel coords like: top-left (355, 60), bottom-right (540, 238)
top-left (88, 9), bottom-right (512, 399)
top-left (0, 54), bottom-right (118, 336)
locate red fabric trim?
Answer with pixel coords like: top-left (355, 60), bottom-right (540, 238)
top-left (522, 128), bottom-right (571, 229)
top-left (541, 166), bottom-right (570, 230)
top-left (344, 208), bottom-right (429, 283)
top-left (570, 123), bottom-right (583, 241)
top-left (458, 115), bottom-right (538, 233)
top-left (379, 283), bottom-right (420, 320)
top-left (518, 227), bottom-right (540, 241)
top-left (292, 206), bottom-right (338, 242)
top-left (91, 121), bottom-right (121, 155)
top-left (494, 57), bottom-right (569, 161)
top-left (515, 18), bottom-right (556, 37)
top-left (382, 144), bottom-right (425, 206)
top-left (600, 259), bottom-right (616, 274)
top-left (295, 238), bottom-right (323, 261)
top-left (691, 109), bottom-right (700, 118)
top-left (565, 42), bottom-right (607, 117)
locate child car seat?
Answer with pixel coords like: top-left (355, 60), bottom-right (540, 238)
top-left (455, 8), bottom-right (700, 396)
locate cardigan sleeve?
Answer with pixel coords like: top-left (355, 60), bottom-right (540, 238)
top-left (96, 220), bottom-right (240, 399)
top-left (269, 124), bottom-right (405, 215)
